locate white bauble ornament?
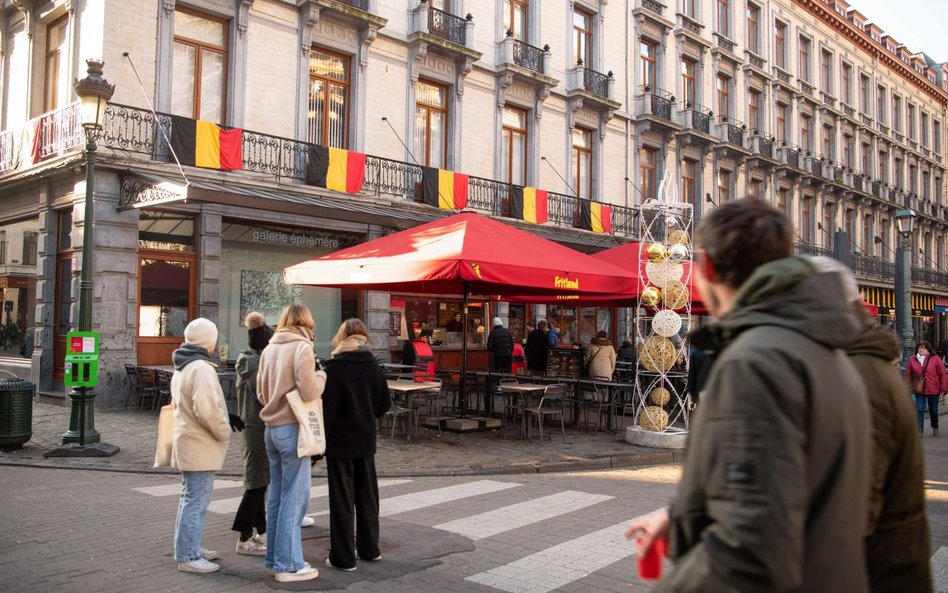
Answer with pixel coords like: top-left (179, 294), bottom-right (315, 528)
top-left (652, 310), bottom-right (683, 337)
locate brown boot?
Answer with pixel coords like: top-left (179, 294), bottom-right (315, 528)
top-left (934, 428), bottom-right (940, 437)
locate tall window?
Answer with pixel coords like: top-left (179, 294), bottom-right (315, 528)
top-left (777, 187), bottom-right (789, 215)
top-left (802, 197), bottom-right (813, 242)
top-left (501, 106), bottom-right (527, 186)
top-left (717, 169), bottom-right (731, 203)
top-left (172, 8), bottom-right (228, 122)
top-left (907, 104), bottom-right (915, 139)
top-left (877, 86), bottom-right (886, 123)
top-left (862, 215), bottom-right (871, 254)
top-left (0, 231), bottom-right (5, 264)
top-left (748, 89), bottom-right (760, 132)
top-left (503, 0), bottom-right (528, 41)
top-left (822, 124), bottom-right (833, 160)
top-left (22, 231), bottom-right (37, 267)
top-left (923, 171), bottom-right (931, 199)
top-left (640, 41), bottom-right (657, 90)
top-left (717, 0), bottom-right (729, 37)
top-left (681, 159), bottom-right (696, 205)
top-left (681, 58), bottom-right (696, 106)
top-left (415, 80), bottom-right (448, 168)
top-left (820, 50), bottom-right (832, 93)
top-left (841, 62), bottom-right (851, 105)
top-left (641, 148), bottom-right (657, 201)
top-left (774, 21), bottom-right (787, 69)
top-left (746, 4), bottom-right (760, 53)
top-left (894, 158), bottom-right (903, 188)
top-left (573, 8), bottom-right (592, 66)
top-left (776, 103), bottom-right (788, 143)
top-left (843, 135), bottom-right (853, 168)
top-left (861, 142), bottom-right (870, 174)
top-left (935, 120), bottom-right (942, 153)
top-left (880, 151), bottom-right (888, 182)
top-left (682, 0), bottom-right (697, 18)
top-left (307, 49), bottom-right (349, 148)
top-left (44, 15), bottom-right (69, 112)
top-left (749, 179), bottom-right (763, 200)
top-left (572, 127), bottom-right (593, 199)
top-left (893, 95), bottom-right (902, 132)
top-left (909, 164), bottom-right (917, 195)
top-left (823, 205), bottom-right (834, 247)
top-left (859, 74), bottom-right (869, 111)
top-left (921, 113), bottom-right (929, 147)
top-left (799, 37), bottom-right (811, 82)
top-left (716, 75), bottom-right (729, 121)
top-left (801, 115), bottom-right (812, 152)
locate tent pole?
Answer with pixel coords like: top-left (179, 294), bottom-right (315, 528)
top-left (460, 283), bottom-right (469, 417)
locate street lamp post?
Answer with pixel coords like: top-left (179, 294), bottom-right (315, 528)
top-left (895, 208), bottom-right (917, 369)
top-left (46, 59), bottom-right (119, 457)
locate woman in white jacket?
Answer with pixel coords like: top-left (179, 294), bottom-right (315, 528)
top-left (170, 318), bottom-right (233, 574)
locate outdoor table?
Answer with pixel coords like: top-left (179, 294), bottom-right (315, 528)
top-left (498, 383), bottom-right (547, 438)
top-left (386, 379), bottom-right (442, 405)
top-left (575, 379), bottom-right (634, 432)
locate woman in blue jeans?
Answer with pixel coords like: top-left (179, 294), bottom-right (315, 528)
top-left (257, 304), bottom-right (326, 583)
top-left (905, 339), bottom-right (948, 437)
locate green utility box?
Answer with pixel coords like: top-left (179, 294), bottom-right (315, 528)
top-left (64, 331), bottom-right (99, 388)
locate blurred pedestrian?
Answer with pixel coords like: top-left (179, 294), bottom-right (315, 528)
top-left (171, 318), bottom-right (235, 574)
top-left (231, 312), bottom-right (273, 557)
top-left (904, 339), bottom-right (948, 437)
top-left (627, 199), bottom-right (871, 592)
top-left (257, 304), bottom-right (326, 583)
top-left (322, 319), bottom-right (392, 571)
top-left (487, 317), bottom-right (514, 373)
top-left (525, 320), bottom-right (550, 374)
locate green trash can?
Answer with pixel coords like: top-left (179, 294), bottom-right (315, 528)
top-left (0, 377), bottom-right (33, 451)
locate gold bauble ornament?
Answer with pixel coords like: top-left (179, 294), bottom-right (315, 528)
top-left (668, 243), bottom-right (689, 264)
top-left (639, 406), bottom-right (670, 431)
top-left (646, 242), bottom-right (668, 263)
top-left (640, 336), bottom-right (676, 372)
top-left (668, 230), bottom-right (689, 245)
top-left (641, 286), bottom-right (662, 308)
top-left (649, 387), bottom-right (671, 406)
top-left (663, 279), bottom-right (689, 309)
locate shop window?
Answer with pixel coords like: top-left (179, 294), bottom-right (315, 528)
top-left (53, 210), bottom-right (74, 378)
top-left (138, 258), bottom-right (192, 338)
top-left (307, 48), bottom-right (350, 149)
top-left (0, 221), bottom-right (39, 360)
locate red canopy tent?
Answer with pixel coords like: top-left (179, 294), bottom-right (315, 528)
top-left (284, 211), bottom-right (636, 415)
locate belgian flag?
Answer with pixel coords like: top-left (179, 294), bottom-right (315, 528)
top-left (305, 145), bottom-right (367, 194)
top-left (421, 167), bottom-right (468, 210)
top-left (580, 201), bottom-right (613, 234)
top-left (170, 115), bottom-right (243, 170)
top-left (510, 186), bottom-right (548, 224)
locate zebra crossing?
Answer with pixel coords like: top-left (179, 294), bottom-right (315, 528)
top-left (132, 474), bottom-right (640, 593)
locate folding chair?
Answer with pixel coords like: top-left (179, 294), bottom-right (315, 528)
top-left (523, 383), bottom-right (568, 445)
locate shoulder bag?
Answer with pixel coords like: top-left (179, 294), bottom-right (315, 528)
top-left (912, 356), bottom-right (932, 394)
top-left (153, 402), bottom-right (175, 468)
top-left (285, 389), bottom-right (326, 457)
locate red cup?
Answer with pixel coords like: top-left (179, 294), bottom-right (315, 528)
top-left (637, 534), bottom-right (667, 581)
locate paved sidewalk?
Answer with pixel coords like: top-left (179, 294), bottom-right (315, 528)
top-left (0, 400), bottom-right (681, 477)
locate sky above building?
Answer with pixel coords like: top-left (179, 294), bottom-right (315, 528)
top-left (851, 0), bottom-right (947, 63)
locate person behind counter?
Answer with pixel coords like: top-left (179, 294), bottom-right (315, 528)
top-left (446, 312), bottom-right (464, 332)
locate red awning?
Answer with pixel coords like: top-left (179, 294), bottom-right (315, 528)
top-left (283, 211), bottom-right (636, 297)
top-left (862, 301), bottom-right (879, 317)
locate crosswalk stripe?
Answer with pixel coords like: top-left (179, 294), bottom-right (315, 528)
top-left (132, 480), bottom-right (244, 497)
top-left (206, 478), bottom-right (413, 515)
top-left (307, 480), bottom-right (521, 518)
top-left (465, 520), bottom-right (634, 593)
top-left (433, 491), bottom-right (613, 540)
top-left (931, 546), bottom-right (948, 593)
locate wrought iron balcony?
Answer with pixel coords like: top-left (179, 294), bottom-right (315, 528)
top-left (751, 135), bottom-right (774, 158)
top-left (852, 253), bottom-right (895, 282)
top-left (777, 145), bottom-right (801, 168)
top-left (583, 66), bottom-right (612, 98)
top-left (637, 87), bottom-right (675, 122)
top-left (794, 241), bottom-right (833, 257)
top-left (716, 116), bottom-right (746, 146)
top-left (428, 5), bottom-right (467, 46)
top-left (676, 103), bottom-right (712, 134)
top-left (512, 38), bottom-right (546, 74)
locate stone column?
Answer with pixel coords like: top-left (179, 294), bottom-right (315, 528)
top-left (198, 205), bottom-right (222, 324)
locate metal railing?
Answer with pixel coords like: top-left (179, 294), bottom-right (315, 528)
top-left (640, 0), bottom-right (664, 15)
top-left (779, 145), bottom-right (801, 168)
top-left (755, 135), bottom-right (774, 158)
top-left (794, 241), bottom-right (833, 257)
top-left (645, 87), bottom-right (674, 120)
top-left (852, 253), bottom-right (895, 281)
top-left (428, 6), bottom-right (466, 46)
top-left (681, 103), bottom-right (712, 134)
top-left (715, 33), bottom-right (736, 52)
top-left (38, 103), bottom-right (85, 160)
top-left (913, 266), bottom-right (948, 288)
top-left (718, 117), bottom-right (745, 146)
top-left (337, 0), bottom-right (368, 9)
top-left (583, 67), bottom-right (611, 97)
top-left (512, 39), bottom-right (545, 74)
top-left (0, 129), bottom-right (15, 173)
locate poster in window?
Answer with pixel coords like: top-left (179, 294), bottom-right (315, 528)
top-left (240, 270), bottom-right (302, 326)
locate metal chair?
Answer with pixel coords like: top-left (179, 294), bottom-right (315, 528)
top-left (124, 364), bottom-right (139, 409)
top-left (577, 377), bottom-right (617, 433)
top-left (133, 367), bottom-right (159, 411)
top-left (153, 369), bottom-right (173, 412)
top-left (411, 378), bottom-right (443, 434)
top-left (523, 383), bottom-right (568, 445)
top-left (381, 403), bottom-right (417, 440)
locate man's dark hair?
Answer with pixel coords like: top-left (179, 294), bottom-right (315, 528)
top-left (695, 198), bottom-right (793, 288)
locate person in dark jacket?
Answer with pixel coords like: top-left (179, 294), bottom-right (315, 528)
top-left (627, 199), bottom-right (871, 593)
top-left (616, 339), bottom-right (635, 363)
top-left (904, 339), bottom-right (948, 437)
top-left (810, 257), bottom-right (932, 593)
top-left (321, 318), bottom-right (393, 572)
top-left (231, 312), bottom-right (273, 556)
top-left (684, 346), bottom-right (713, 407)
top-left (525, 320), bottom-right (550, 374)
top-left (487, 317), bottom-right (514, 372)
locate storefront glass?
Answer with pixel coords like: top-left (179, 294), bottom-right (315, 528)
top-left (218, 222), bottom-right (361, 360)
top-left (0, 219), bottom-right (39, 359)
top-left (390, 297), bottom-right (489, 348)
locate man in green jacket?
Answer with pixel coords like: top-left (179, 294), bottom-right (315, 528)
top-left (628, 199), bottom-right (872, 592)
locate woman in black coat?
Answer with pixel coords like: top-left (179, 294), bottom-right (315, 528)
top-left (321, 318), bottom-right (393, 572)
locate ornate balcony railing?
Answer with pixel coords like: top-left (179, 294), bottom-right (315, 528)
top-left (38, 102), bottom-right (85, 160)
top-left (779, 145), bottom-right (801, 168)
top-left (640, 0), bottom-right (664, 16)
top-left (821, 92), bottom-right (837, 108)
top-left (871, 181), bottom-right (882, 197)
top-left (798, 80), bottom-right (815, 96)
top-left (0, 130), bottom-right (13, 172)
top-left (808, 158), bottom-right (823, 176)
top-left (678, 14), bottom-right (702, 35)
top-left (680, 103), bottom-right (712, 134)
top-left (794, 241), bottom-right (833, 257)
top-left (861, 114), bottom-right (872, 126)
top-left (852, 253), bottom-right (895, 281)
top-left (913, 266), bottom-right (948, 288)
top-left (428, 6), bottom-right (466, 46)
top-left (833, 165), bottom-right (845, 184)
top-left (774, 67), bottom-right (792, 84)
top-left (892, 130), bottom-right (905, 143)
top-left (512, 39), bottom-right (545, 74)
top-left (583, 67), bottom-right (612, 97)
top-left (337, 0), bottom-right (368, 9)
top-left (717, 117), bottom-right (746, 146)
top-left (714, 33), bottom-right (736, 53)
top-left (746, 52), bottom-right (765, 69)
top-left (842, 104), bottom-right (855, 117)
top-left (755, 135), bottom-right (774, 158)
top-left (644, 87), bottom-right (675, 121)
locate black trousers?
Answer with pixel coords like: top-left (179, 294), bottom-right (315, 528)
top-left (231, 485), bottom-right (267, 539)
top-left (326, 456), bottom-right (381, 568)
top-left (493, 354), bottom-right (513, 373)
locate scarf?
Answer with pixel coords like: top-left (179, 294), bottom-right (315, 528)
top-left (331, 334), bottom-right (371, 357)
top-left (917, 353), bottom-right (926, 365)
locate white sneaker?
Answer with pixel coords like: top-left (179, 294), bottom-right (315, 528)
top-left (251, 530), bottom-right (266, 545)
top-left (325, 557), bottom-right (357, 572)
top-left (300, 516), bottom-right (315, 528)
top-left (177, 558), bottom-right (220, 573)
top-left (236, 538), bottom-right (266, 556)
top-left (274, 565), bottom-right (319, 582)
top-left (201, 548), bottom-right (219, 561)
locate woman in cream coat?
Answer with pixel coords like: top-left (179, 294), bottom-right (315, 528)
top-left (170, 318), bottom-right (233, 574)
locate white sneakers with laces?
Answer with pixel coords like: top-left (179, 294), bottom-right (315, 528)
top-left (274, 562), bottom-right (319, 582)
top-left (177, 558), bottom-right (220, 573)
top-left (236, 537), bottom-right (266, 556)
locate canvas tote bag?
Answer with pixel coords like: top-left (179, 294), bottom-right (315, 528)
top-left (153, 403), bottom-right (174, 468)
top-left (286, 389), bottom-right (326, 457)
